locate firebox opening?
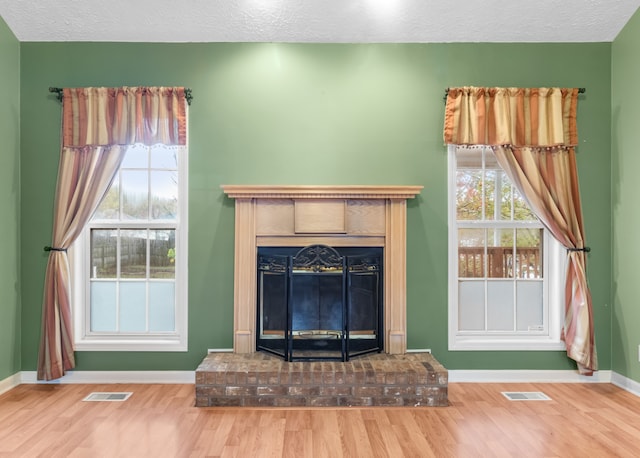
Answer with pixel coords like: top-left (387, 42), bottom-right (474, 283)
top-left (257, 245), bottom-right (383, 361)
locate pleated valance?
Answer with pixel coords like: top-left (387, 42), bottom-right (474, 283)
top-left (62, 86), bottom-right (188, 147)
top-left (443, 87), bottom-right (579, 147)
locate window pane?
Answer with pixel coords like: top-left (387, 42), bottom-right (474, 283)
top-left (484, 169), bottom-right (496, 221)
top-left (120, 230), bottom-right (147, 278)
top-left (499, 172), bottom-right (512, 220)
top-left (455, 146), bottom-right (482, 168)
top-left (456, 170), bottom-right (483, 220)
top-left (516, 281), bottom-right (544, 331)
top-left (149, 282), bottom-right (175, 331)
top-left (150, 146), bottom-right (178, 169)
top-left (91, 229), bottom-right (117, 278)
top-left (487, 228), bottom-right (514, 279)
top-left (90, 281), bottom-right (117, 332)
top-left (458, 228), bottom-right (485, 277)
top-left (516, 228), bottom-right (542, 278)
top-left (93, 176), bottom-right (120, 220)
top-left (458, 281), bottom-right (485, 330)
top-left (513, 186), bottom-right (537, 221)
top-left (120, 282), bottom-right (146, 332)
top-left (150, 229), bottom-right (175, 279)
top-left (483, 148), bottom-right (500, 169)
top-left (150, 171), bottom-right (178, 220)
top-left (121, 144), bottom-right (149, 168)
top-left (122, 170), bottom-right (149, 220)
top-left (487, 280), bottom-right (514, 331)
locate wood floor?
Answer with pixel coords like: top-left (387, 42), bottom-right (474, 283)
top-left (1, 382), bottom-right (639, 457)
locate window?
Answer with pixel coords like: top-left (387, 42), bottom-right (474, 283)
top-left (72, 143), bottom-right (188, 351)
top-left (448, 145), bottom-right (565, 351)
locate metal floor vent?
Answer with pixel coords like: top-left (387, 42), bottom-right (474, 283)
top-left (501, 391), bottom-right (551, 401)
top-left (83, 392), bottom-right (132, 402)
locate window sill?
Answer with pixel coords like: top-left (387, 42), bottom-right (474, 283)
top-left (449, 337), bottom-right (566, 352)
top-left (75, 338), bottom-right (187, 352)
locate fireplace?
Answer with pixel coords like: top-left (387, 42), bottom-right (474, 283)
top-left (257, 244), bottom-right (383, 361)
top-left (221, 185), bottom-right (423, 355)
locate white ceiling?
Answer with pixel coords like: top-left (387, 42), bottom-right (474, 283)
top-left (0, 0), bottom-right (639, 43)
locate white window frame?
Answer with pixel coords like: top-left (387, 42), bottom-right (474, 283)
top-left (448, 145), bottom-right (566, 351)
top-left (71, 144), bottom-right (188, 352)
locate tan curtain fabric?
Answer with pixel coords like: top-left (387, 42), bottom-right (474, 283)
top-left (493, 146), bottom-right (596, 374)
top-left (62, 87), bottom-right (187, 147)
top-left (443, 86), bottom-right (597, 375)
top-left (37, 87), bottom-right (188, 380)
top-left (444, 87), bottom-right (579, 147)
top-left (38, 146), bottom-right (126, 380)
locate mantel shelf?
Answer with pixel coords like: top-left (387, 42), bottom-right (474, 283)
top-left (221, 185), bottom-right (423, 200)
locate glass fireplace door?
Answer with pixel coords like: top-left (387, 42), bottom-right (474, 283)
top-left (287, 245), bottom-right (347, 361)
top-left (257, 253), bottom-right (289, 359)
top-left (346, 253), bottom-right (383, 358)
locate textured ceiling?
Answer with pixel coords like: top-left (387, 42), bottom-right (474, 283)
top-left (0, 0), bottom-right (639, 43)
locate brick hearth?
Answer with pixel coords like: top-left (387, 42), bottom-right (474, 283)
top-left (195, 352), bottom-right (448, 407)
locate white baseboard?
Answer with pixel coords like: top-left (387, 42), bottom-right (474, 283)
top-left (0, 372), bottom-right (22, 395)
top-left (611, 371), bottom-right (640, 397)
top-left (17, 369), bottom-right (613, 385)
top-left (448, 369), bottom-right (613, 384)
top-left (8, 369), bottom-right (639, 400)
top-left (20, 370), bottom-right (194, 384)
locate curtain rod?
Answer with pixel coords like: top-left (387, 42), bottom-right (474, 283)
top-left (443, 87), bottom-right (585, 101)
top-left (48, 87), bottom-right (193, 105)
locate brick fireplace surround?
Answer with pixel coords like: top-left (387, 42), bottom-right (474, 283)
top-left (195, 185), bottom-right (449, 407)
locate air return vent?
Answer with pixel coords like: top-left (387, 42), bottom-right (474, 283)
top-left (83, 392), bottom-right (132, 402)
top-left (501, 391), bottom-right (551, 401)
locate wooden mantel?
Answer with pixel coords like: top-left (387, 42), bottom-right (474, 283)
top-left (221, 185), bottom-right (423, 355)
top-left (221, 185), bottom-right (424, 200)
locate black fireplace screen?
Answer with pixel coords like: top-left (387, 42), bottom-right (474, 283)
top-left (257, 245), bottom-right (383, 361)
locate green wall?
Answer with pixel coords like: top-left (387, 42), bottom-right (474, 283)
top-left (612, 8), bottom-right (640, 383)
top-left (0, 16), bottom-right (20, 381)
top-left (20, 42), bottom-right (612, 372)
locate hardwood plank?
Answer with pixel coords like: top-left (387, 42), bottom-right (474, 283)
top-left (252, 412), bottom-right (286, 457)
top-left (311, 410), bottom-right (343, 458)
top-left (362, 418), bottom-right (396, 458)
top-left (410, 411), bottom-right (458, 457)
top-left (336, 410), bottom-right (375, 457)
top-left (385, 410), bottom-right (437, 457)
top-left (361, 410), bottom-right (407, 457)
top-left (283, 429), bottom-right (313, 458)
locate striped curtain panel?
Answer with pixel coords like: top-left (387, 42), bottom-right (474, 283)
top-left (62, 87), bottom-right (187, 147)
top-left (443, 87), bottom-right (579, 147)
top-left (443, 87), bottom-right (597, 375)
top-left (37, 87), bottom-right (188, 381)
